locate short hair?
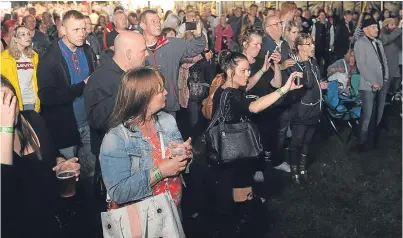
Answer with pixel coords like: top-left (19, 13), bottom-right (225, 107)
top-left (114, 6), bottom-right (124, 13)
top-left (128, 12), bottom-right (137, 18)
top-left (297, 8), bottom-right (303, 13)
top-left (84, 15), bottom-right (91, 20)
top-left (139, 10), bottom-right (158, 23)
top-left (318, 9), bottom-right (326, 16)
top-left (161, 27), bottom-right (177, 37)
top-left (250, 4), bottom-right (258, 10)
top-left (343, 10), bottom-right (353, 16)
top-left (281, 1), bottom-right (297, 16)
top-left (22, 14), bottom-right (35, 23)
top-left (371, 9), bottom-right (380, 16)
top-left (28, 7), bottom-right (36, 15)
top-left (62, 10), bottom-right (85, 25)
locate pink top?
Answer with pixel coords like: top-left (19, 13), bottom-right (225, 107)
top-left (215, 25), bottom-right (234, 53)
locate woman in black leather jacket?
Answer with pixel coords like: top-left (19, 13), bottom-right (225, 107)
top-left (288, 33), bottom-right (328, 185)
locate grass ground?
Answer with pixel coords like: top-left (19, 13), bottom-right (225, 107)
top-left (260, 106), bottom-right (402, 238)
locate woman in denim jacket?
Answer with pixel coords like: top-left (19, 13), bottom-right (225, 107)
top-left (100, 67), bottom-right (192, 206)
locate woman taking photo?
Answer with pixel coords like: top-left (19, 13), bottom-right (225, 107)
top-left (208, 51), bottom-right (302, 237)
top-left (240, 25), bottom-right (284, 177)
top-left (1, 75), bottom-right (80, 238)
top-left (282, 21), bottom-right (301, 71)
top-left (288, 33), bottom-right (328, 185)
top-left (1, 25), bottom-right (40, 112)
top-left (100, 67), bottom-right (192, 207)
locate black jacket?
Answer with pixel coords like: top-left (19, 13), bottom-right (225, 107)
top-left (334, 21), bottom-right (353, 59)
top-left (291, 58), bottom-right (322, 125)
top-left (83, 56), bottom-right (124, 156)
top-left (37, 40), bottom-right (97, 149)
top-left (314, 21), bottom-right (332, 53)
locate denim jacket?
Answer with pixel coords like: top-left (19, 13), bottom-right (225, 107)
top-left (100, 111), bottom-right (183, 204)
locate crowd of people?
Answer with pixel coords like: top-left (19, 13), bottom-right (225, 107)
top-left (1, 1), bottom-right (402, 238)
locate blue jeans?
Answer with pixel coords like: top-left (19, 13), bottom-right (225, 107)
top-left (59, 125), bottom-right (96, 181)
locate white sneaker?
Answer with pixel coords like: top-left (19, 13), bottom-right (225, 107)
top-left (274, 162), bottom-right (291, 173)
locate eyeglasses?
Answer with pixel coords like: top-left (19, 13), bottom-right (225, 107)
top-left (300, 42), bottom-right (313, 46)
top-left (266, 21), bottom-right (283, 27)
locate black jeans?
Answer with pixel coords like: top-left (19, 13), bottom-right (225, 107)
top-left (289, 124), bottom-right (316, 156)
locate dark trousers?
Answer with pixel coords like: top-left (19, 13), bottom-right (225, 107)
top-left (358, 90), bottom-right (385, 147)
top-left (271, 108), bottom-right (290, 166)
top-left (315, 50), bottom-right (331, 78)
top-left (289, 124), bottom-right (316, 156)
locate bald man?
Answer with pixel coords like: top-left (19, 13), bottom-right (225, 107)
top-left (84, 31), bottom-right (148, 156)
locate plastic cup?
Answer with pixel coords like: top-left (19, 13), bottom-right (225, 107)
top-left (168, 143), bottom-right (186, 158)
top-left (56, 163), bottom-right (79, 198)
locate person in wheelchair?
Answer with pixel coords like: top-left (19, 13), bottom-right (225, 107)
top-left (327, 49), bottom-right (357, 97)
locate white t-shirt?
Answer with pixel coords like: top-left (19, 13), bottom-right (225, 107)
top-left (16, 55), bottom-right (36, 105)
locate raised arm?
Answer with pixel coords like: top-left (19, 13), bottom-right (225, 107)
top-left (249, 72), bottom-right (302, 113)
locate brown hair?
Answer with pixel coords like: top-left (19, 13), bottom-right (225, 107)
top-left (293, 33), bottom-right (313, 54)
top-left (280, 1), bottom-right (297, 16)
top-left (8, 26), bottom-right (34, 59)
top-left (139, 9), bottom-right (158, 23)
top-left (107, 67), bottom-right (165, 129)
top-left (62, 10), bottom-right (85, 25)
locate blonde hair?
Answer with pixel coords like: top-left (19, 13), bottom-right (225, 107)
top-left (8, 26), bottom-right (34, 59)
top-left (285, 20), bottom-right (301, 33)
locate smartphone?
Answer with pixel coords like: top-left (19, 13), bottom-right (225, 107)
top-left (185, 22), bottom-right (197, 31)
top-left (295, 68), bottom-right (308, 86)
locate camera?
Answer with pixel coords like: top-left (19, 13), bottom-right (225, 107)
top-left (295, 68), bottom-right (308, 86)
top-left (185, 22), bottom-right (197, 31)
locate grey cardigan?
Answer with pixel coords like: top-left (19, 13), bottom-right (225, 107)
top-left (354, 36), bottom-right (389, 91)
top-left (380, 28), bottom-right (402, 78)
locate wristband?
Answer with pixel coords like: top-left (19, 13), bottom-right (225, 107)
top-left (151, 167), bottom-right (164, 182)
top-left (258, 69), bottom-right (265, 76)
top-left (276, 88), bottom-right (285, 97)
top-left (0, 126), bottom-right (14, 134)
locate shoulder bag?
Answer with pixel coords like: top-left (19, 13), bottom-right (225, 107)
top-left (204, 88), bottom-right (263, 164)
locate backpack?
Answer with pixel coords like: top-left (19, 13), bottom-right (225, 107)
top-left (188, 59), bottom-right (209, 101)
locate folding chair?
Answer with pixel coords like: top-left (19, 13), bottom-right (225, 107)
top-left (323, 80), bottom-right (361, 143)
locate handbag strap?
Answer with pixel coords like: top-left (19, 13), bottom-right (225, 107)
top-left (205, 87), bottom-right (232, 132)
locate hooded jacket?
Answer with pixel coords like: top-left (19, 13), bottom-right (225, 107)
top-left (146, 35), bottom-right (206, 112)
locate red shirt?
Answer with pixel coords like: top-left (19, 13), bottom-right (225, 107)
top-left (139, 127), bottom-right (182, 206)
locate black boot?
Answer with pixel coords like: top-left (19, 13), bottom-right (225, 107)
top-left (234, 197), bottom-right (266, 238)
top-left (289, 149), bottom-right (301, 185)
top-left (299, 154), bottom-right (312, 184)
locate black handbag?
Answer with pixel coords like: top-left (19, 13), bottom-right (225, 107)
top-left (203, 88), bottom-right (263, 164)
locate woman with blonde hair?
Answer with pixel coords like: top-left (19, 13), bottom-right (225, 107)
top-left (1, 25), bottom-right (40, 112)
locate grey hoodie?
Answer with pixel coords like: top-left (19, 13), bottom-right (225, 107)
top-left (146, 35), bottom-right (206, 112)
